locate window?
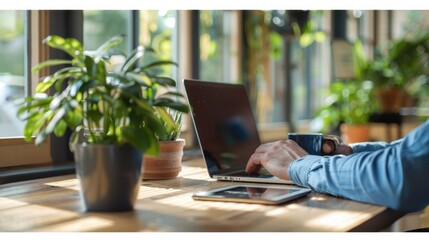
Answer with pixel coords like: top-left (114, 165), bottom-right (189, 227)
top-left (0, 11), bottom-right (51, 168)
top-left (242, 10), bottom-right (329, 128)
top-left (199, 10), bottom-right (240, 83)
top-left (138, 10), bottom-right (178, 79)
top-left (0, 10), bottom-right (26, 138)
top-left (83, 10), bottom-right (131, 53)
top-left (242, 10), bottom-right (285, 124)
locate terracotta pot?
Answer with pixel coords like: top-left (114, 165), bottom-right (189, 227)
top-left (142, 138), bottom-right (186, 180)
top-left (340, 124), bottom-right (370, 144)
top-left (375, 88), bottom-right (403, 113)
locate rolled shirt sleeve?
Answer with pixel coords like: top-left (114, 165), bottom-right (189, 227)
top-left (288, 120), bottom-right (429, 213)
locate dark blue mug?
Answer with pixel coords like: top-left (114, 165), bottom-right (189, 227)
top-left (288, 133), bottom-right (337, 155)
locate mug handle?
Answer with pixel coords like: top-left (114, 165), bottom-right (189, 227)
top-left (322, 135), bottom-right (339, 155)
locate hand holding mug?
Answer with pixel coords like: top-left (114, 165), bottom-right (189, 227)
top-left (288, 133), bottom-right (338, 155)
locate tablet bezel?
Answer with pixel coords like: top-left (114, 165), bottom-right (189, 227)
top-left (192, 185), bottom-right (311, 205)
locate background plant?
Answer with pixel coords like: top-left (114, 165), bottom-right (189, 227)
top-left (311, 80), bottom-right (374, 133)
top-left (17, 34), bottom-right (189, 155)
top-left (157, 108), bottom-right (183, 141)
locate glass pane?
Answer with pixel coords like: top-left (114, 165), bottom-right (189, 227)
top-left (199, 10), bottom-right (229, 83)
top-left (0, 10), bottom-right (26, 138)
top-left (139, 10), bottom-right (177, 78)
top-left (83, 10), bottom-right (130, 53)
top-left (243, 10), bottom-right (285, 123)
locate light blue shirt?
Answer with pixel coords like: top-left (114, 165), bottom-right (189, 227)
top-left (288, 119), bottom-right (429, 213)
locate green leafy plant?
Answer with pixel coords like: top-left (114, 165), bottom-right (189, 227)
top-left (312, 39), bottom-right (376, 133)
top-left (354, 34), bottom-right (429, 91)
top-left (157, 108), bottom-right (183, 141)
top-left (291, 10), bottom-right (326, 48)
top-left (312, 80), bottom-right (374, 133)
top-left (17, 34), bottom-right (189, 155)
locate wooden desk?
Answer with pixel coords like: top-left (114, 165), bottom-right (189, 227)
top-left (0, 158), bottom-right (403, 232)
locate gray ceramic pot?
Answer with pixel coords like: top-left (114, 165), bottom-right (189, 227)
top-left (74, 143), bottom-right (142, 212)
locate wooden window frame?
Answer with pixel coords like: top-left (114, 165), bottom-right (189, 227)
top-left (0, 11), bottom-right (51, 168)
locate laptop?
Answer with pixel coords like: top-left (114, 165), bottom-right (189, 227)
top-left (183, 79), bottom-right (293, 184)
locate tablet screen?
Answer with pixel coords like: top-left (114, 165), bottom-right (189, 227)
top-left (212, 186), bottom-right (302, 201)
top-left (193, 185), bottom-right (311, 204)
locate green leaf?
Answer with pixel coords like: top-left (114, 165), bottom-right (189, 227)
top-left (65, 108), bottom-right (83, 128)
top-left (54, 119), bottom-right (67, 136)
top-left (69, 80), bottom-right (83, 97)
top-left (157, 107), bottom-right (176, 132)
top-left (36, 67), bottom-right (83, 93)
top-left (139, 60), bottom-right (178, 71)
top-left (84, 55), bottom-right (95, 77)
top-left (122, 125), bottom-right (159, 155)
top-left (24, 110), bottom-right (52, 143)
top-left (95, 60), bottom-right (106, 85)
top-left (36, 76), bottom-right (60, 93)
top-left (94, 34), bottom-right (126, 61)
top-left (45, 107), bottom-right (67, 135)
top-left (44, 35), bottom-right (83, 58)
top-left (314, 31), bottom-right (326, 42)
top-left (159, 91), bottom-right (186, 98)
top-left (32, 59), bottom-right (73, 73)
top-left (152, 76), bottom-right (177, 87)
top-left (121, 46), bottom-right (145, 72)
top-left (17, 96), bottom-right (52, 115)
top-left (35, 129), bottom-right (48, 146)
top-left (131, 96), bottom-right (156, 113)
top-left (299, 33), bottom-right (313, 48)
top-left (49, 93), bottom-right (66, 110)
top-left (123, 72), bottom-right (151, 87)
top-left (153, 99), bottom-right (190, 113)
top-left (87, 108), bottom-right (103, 124)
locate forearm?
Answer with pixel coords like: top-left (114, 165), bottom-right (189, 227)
top-left (289, 120), bottom-right (429, 212)
top-left (350, 139), bottom-right (403, 153)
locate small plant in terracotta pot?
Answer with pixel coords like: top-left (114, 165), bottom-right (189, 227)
top-left (142, 108), bottom-right (186, 180)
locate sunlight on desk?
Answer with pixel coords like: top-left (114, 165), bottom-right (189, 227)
top-left (0, 158), bottom-right (403, 232)
top-left (0, 197), bottom-right (28, 210)
top-left (35, 216), bottom-right (114, 231)
top-left (178, 166), bottom-right (209, 179)
top-left (137, 186), bottom-right (181, 200)
top-left (0, 204), bottom-right (78, 231)
top-left (44, 179), bottom-right (80, 191)
top-left (264, 206), bottom-right (290, 216)
top-left (304, 210), bottom-right (373, 231)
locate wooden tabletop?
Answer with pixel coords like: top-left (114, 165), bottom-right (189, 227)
top-left (0, 158), bottom-right (403, 232)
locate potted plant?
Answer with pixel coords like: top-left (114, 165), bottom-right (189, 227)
top-left (312, 40), bottom-right (376, 143)
top-left (141, 109), bottom-right (186, 180)
top-left (355, 34), bottom-right (429, 112)
top-left (312, 80), bottom-right (374, 144)
top-left (17, 35), bottom-right (189, 211)
top-left (363, 50), bottom-right (403, 112)
top-left (388, 33), bottom-right (429, 110)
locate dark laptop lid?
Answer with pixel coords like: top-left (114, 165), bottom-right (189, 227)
top-left (183, 79), bottom-right (261, 177)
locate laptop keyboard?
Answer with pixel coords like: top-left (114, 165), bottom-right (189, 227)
top-left (225, 168), bottom-right (273, 177)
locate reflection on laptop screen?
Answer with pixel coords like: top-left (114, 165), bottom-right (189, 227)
top-left (184, 79), bottom-right (261, 175)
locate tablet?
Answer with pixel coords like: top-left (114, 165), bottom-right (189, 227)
top-left (192, 185), bottom-right (311, 205)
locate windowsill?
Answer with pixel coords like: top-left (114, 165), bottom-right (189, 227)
top-left (0, 162), bottom-right (75, 185)
top-left (0, 149), bottom-right (204, 185)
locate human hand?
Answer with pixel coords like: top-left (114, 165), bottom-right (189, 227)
top-left (245, 140), bottom-right (308, 180)
top-left (321, 135), bottom-right (353, 155)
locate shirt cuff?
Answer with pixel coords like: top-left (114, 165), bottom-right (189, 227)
top-left (288, 155), bottom-right (322, 188)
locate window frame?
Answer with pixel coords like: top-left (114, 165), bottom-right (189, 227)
top-left (0, 10), bottom-right (51, 168)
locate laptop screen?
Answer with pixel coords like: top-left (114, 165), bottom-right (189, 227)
top-left (184, 79), bottom-right (261, 176)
